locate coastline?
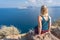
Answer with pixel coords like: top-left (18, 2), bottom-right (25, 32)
top-left (0, 26), bottom-right (60, 40)
top-left (0, 20), bottom-right (60, 40)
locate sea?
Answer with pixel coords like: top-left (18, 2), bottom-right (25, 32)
top-left (0, 6), bottom-right (60, 33)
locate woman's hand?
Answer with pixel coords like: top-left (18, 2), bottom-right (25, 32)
top-left (35, 34), bottom-right (43, 39)
top-left (48, 30), bottom-right (51, 34)
top-left (45, 31), bottom-right (51, 35)
top-left (33, 34), bottom-right (43, 40)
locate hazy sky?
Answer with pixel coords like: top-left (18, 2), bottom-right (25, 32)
top-left (0, 0), bottom-right (60, 8)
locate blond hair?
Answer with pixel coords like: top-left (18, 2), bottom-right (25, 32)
top-left (41, 5), bottom-right (48, 15)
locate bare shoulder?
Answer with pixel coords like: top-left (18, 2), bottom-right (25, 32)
top-left (49, 16), bottom-right (51, 19)
top-left (38, 15), bottom-right (42, 20)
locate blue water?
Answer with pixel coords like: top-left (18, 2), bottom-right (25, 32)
top-left (0, 7), bottom-right (60, 33)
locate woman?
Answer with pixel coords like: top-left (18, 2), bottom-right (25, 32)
top-left (34, 5), bottom-right (51, 39)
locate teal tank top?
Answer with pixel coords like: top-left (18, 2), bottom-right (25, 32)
top-left (42, 16), bottom-right (50, 30)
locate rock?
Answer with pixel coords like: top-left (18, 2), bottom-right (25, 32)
top-left (23, 30), bottom-right (60, 40)
top-left (1, 25), bottom-right (20, 36)
top-left (6, 34), bottom-right (21, 39)
top-left (51, 27), bottom-right (60, 39)
top-left (33, 33), bottom-right (60, 40)
top-left (0, 30), bottom-right (5, 39)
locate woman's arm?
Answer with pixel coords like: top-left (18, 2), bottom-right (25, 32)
top-left (48, 16), bottom-right (51, 33)
top-left (38, 16), bottom-right (42, 35)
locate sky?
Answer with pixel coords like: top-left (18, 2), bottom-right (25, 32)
top-left (0, 0), bottom-right (60, 8)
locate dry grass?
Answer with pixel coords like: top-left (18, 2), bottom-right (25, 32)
top-left (0, 25), bottom-right (20, 39)
top-left (51, 19), bottom-right (60, 39)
